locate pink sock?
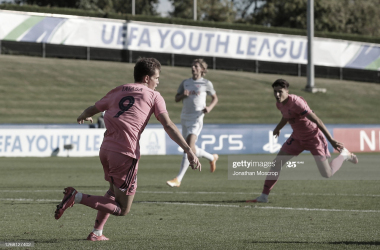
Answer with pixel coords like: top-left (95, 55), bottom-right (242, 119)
top-left (80, 192), bottom-right (121, 216)
top-left (330, 155), bottom-right (346, 175)
top-left (94, 190), bottom-right (115, 230)
top-left (262, 169), bottom-right (281, 195)
top-left (262, 179), bottom-right (278, 195)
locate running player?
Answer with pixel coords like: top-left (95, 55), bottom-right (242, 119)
top-left (166, 59), bottom-right (219, 187)
top-left (247, 79), bottom-right (358, 203)
top-left (54, 58), bottom-right (201, 241)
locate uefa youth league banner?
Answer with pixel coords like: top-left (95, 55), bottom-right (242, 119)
top-left (0, 128), bottom-right (166, 157)
top-left (0, 10), bottom-right (379, 70)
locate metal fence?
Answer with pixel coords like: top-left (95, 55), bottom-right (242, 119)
top-left (1, 40), bottom-right (379, 83)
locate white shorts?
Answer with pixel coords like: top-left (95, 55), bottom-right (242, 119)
top-left (181, 115), bottom-right (204, 140)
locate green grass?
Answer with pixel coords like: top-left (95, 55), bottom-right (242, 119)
top-left (0, 54), bottom-right (379, 124)
top-left (1, 155), bottom-right (379, 249)
top-left (1, 53), bottom-right (379, 249)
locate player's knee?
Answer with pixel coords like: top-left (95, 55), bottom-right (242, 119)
top-left (119, 207), bottom-right (130, 216)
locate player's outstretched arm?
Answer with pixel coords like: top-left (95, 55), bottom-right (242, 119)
top-left (203, 94), bottom-right (218, 114)
top-left (273, 117), bottom-right (288, 138)
top-left (77, 105), bottom-right (101, 124)
top-left (306, 112), bottom-right (344, 152)
top-left (158, 113), bottom-right (201, 171)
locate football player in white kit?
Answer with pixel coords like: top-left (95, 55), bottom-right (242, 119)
top-left (167, 59), bottom-right (219, 187)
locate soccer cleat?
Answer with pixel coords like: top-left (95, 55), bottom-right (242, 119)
top-left (166, 177), bottom-right (181, 187)
top-left (210, 154), bottom-right (219, 173)
top-left (341, 148), bottom-right (359, 164)
top-left (348, 153), bottom-right (359, 164)
top-left (87, 232), bottom-right (109, 241)
top-left (54, 187), bottom-right (78, 220)
top-left (246, 195), bottom-right (268, 203)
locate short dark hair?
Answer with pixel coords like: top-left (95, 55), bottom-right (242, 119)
top-left (272, 79), bottom-right (289, 89)
top-left (193, 59), bottom-right (208, 77)
top-left (134, 58), bottom-right (161, 82)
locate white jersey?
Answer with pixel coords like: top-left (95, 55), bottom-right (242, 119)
top-left (177, 77), bottom-right (216, 120)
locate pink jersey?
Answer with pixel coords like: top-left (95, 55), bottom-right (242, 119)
top-left (95, 83), bottom-right (168, 159)
top-left (276, 94), bottom-right (318, 140)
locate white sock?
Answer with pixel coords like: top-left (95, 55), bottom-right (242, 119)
top-left (177, 153), bottom-right (190, 182)
top-left (74, 192), bottom-right (82, 203)
top-left (92, 228), bottom-right (103, 237)
top-left (330, 155), bottom-right (346, 175)
top-left (195, 146), bottom-right (214, 161)
top-left (340, 148), bottom-right (354, 162)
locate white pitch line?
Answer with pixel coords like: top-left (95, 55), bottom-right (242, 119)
top-left (256, 206), bottom-right (380, 213)
top-left (137, 191), bottom-right (260, 195)
top-left (293, 192), bottom-right (380, 197)
top-left (139, 201), bottom-right (380, 213)
top-left (138, 191), bottom-right (380, 197)
top-left (2, 198), bottom-right (379, 213)
top-left (0, 190), bottom-right (379, 197)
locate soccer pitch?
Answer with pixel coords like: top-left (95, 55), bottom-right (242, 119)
top-left (1, 155), bottom-right (379, 249)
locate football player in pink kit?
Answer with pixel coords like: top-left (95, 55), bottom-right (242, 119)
top-left (54, 58), bottom-right (201, 241)
top-left (247, 79), bottom-right (358, 203)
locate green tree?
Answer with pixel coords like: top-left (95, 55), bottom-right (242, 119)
top-left (112, 0), bottom-right (159, 15)
top-left (250, 0), bottom-right (380, 36)
top-left (20, 0), bottom-right (77, 7)
top-left (326, 0), bottom-right (380, 36)
top-left (19, 0), bottom-right (159, 15)
top-left (252, 0), bottom-right (310, 28)
top-left (167, 0), bottom-right (186, 18)
top-left (77, 0), bottom-right (114, 13)
top-left (234, 0), bottom-right (265, 20)
top-left (202, 0), bottom-right (235, 22)
top-left (169, 0), bottom-right (235, 22)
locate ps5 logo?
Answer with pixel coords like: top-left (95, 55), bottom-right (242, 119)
top-left (263, 131), bottom-right (282, 153)
top-left (263, 131), bottom-right (291, 153)
top-left (201, 135), bottom-right (243, 151)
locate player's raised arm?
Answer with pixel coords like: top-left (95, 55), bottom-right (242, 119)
top-left (158, 112), bottom-right (201, 171)
top-left (77, 105), bottom-right (101, 124)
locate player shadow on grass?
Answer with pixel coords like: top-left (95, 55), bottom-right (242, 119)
top-left (249, 241), bottom-right (380, 246)
top-left (5, 202), bottom-right (58, 206)
top-left (32, 238), bottom-right (95, 243)
top-left (18, 239), bottom-right (60, 244)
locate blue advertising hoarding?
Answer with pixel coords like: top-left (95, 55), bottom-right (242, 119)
top-left (164, 124), bottom-right (380, 155)
top-left (1, 124), bottom-right (379, 156)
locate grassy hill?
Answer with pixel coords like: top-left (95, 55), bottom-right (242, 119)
top-left (0, 54), bottom-right (379, 124)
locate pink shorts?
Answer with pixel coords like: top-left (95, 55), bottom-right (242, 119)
top-left (281, 131), bottom-right (331, 161)
top-left (99, 148), bottom-right (138, 195)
